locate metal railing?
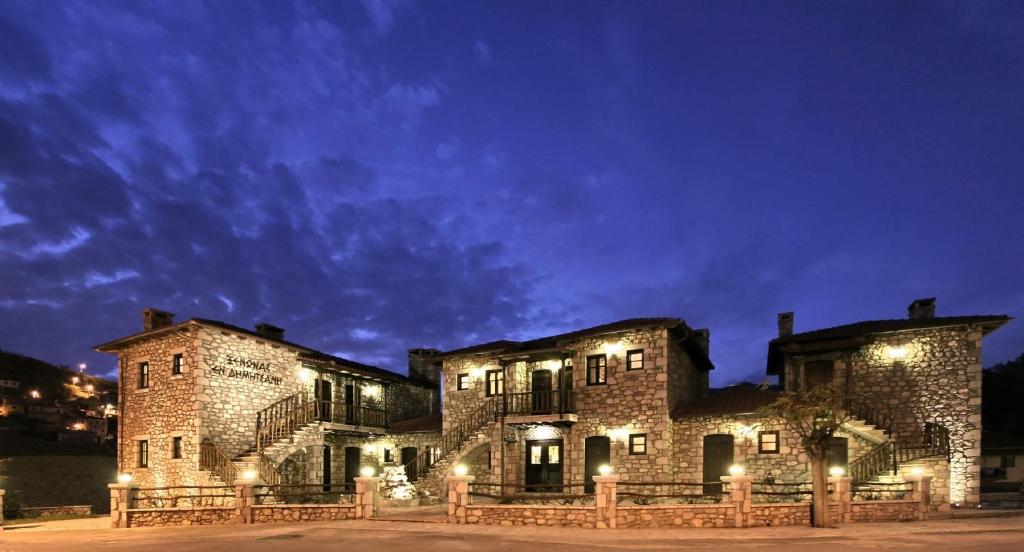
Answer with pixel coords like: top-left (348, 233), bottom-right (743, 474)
top-left (751, 481), bottom-right (816, 503)
top-left (131, 485), bottom-right (236, 509)
top-left (199, 440), bottom-right (238, 484)
top-left (504, 390), bottom-right (575, 416)
top-left (253, 483), bottom-right (356, 505)
top-left (402, 397), bottom-right (501, 481)
top-left (848, 421), bottom-right (951, 483)
top-left (844, 392), bottom-right (893, 433)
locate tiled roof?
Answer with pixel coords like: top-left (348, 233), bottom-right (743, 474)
top-left (433, 317), bottom-right (714, 371)
top-left (672, 384), bottom-right (779, 418)
top-left (388, 413), bottom-right (442, 433)
top-left (766, 314), bottom-right (1011, 375)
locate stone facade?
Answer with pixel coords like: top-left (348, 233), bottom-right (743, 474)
top-left (616, 504), bottom-right (733, 528)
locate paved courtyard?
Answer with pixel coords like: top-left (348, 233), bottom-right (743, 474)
top-left (2, 514), bottom-right (1024, 551)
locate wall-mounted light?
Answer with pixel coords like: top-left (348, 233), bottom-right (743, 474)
top-left (299, 368), bottom-right (314, 383)
top-left (359, 466), bottom-right (376, 477)
top-left (117, 473), bottom-right (133, 484)
top-left (598, 464), bottom-right (612, 476)
top-left (363, 384), bottom-right (382, 399)
top-left (603, 342), bottom-right (624, 357)
top-left (470, 366), bottom-right (485, 380)
top-left (886, 346), bottom-right (908, 360)
top-left (363, 442), bottom-right (377, 453)
top-left (829, 466), bottom-right (846, 477)
top-left (542, 359), bottom-right (561, 371)
top-left (909, 466), bottom-right (925, 476)
top-left (453, 464), bottom-right (469, 476)
top-left (609, 428), bottom-right (630, 442)
top-left (241, 469), bottom-right (257, 481)
top-left (728, 464), bottom-right (746, 477)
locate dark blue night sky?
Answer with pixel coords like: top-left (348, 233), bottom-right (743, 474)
top-left (1, 1), bottom-right (1021, 384)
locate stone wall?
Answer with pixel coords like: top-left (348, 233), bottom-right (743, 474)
top-left (672, 414), bottom-right (871, 484)
top-left (848, 500), bottom-right (921, 522)
top-left (251, 504), bottom-right (356, 523)
top-left (388, 382), bottom-right (436, 424)
top-left (898, 458), bottom-right (949, 510)
top-left (197, 327), bottom-right (311, 459)
top-left (464, 504), bottom-right (597, 527)
top-left (126, 507), bottom-right (235, 527)
top-left (117, 327), bottom-right (202, 487)
top-left (19, 505), bottom-right (92, 518)
top-left (616, 504), bottom-right (733, 528)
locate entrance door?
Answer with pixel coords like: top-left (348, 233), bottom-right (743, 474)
top-left (826, 437), bottom-right (849, 471)
top-left (401, 447), bottom-right (419, 481)
top-left (531, 370), bottom-right (553, 414)
top-left (703, 434), bottom-right (734, 495)
top-left (804, 360), bottom-right (834, 391)
top-left (323, 446), bottom-right (332, 491)
top-left (584, 436), bottom-right (611, 493)
top-left (344, 446), bottom-right (361, 488)
top-left (525, 439), bottom-right (563, 491)
top-left (344, 383), bottom-right (356, 424)
top-left (315, 379), bottom-right (332, 422)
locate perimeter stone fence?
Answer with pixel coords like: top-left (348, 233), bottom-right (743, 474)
top-left (446, 474), bottom-right (934, 529)
top-left (107, 476), bottom-right (380, 528)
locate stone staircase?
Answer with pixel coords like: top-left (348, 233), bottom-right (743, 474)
top-left (412, 421), bottom-right (497, 498)
top-left (842, 417), bottom-right (889, 445)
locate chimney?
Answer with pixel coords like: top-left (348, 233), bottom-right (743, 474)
top-left (408, 348), bottom-right (442, 385)
top-left (908, 298), bottom-right (936, 320)
top-left (691, 329), bottom-right (710, 356)
top-left (777, 312), bottom-right (794, 338)
top-left (142, 308), bottom-right (175, 332)
top-left (255, 323), bottom-right (285, 341)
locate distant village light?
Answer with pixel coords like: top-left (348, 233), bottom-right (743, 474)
top-left (78, 363), bottom-right (87, 372)
top-left (85, 384), bottom-right (95, 392)
top-left (29, 389), bottom-right (40, 399)
top-left (71, 376), bottom-right (79, 385)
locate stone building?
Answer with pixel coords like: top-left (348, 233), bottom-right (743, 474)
top-left (409, 299), bottom-right (1008, 508)
top-left (99, 298), bottom-right (1009, 509)
top-left (96, 309), bottom-right (440, 490)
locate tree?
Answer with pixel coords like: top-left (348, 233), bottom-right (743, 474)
top-left (759, 384), bottom-right (851, 528)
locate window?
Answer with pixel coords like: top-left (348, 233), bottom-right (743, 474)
top-left (138, 440), bottom-right (149, 467)
top-left (456, 373), bottom-right (469, 391)
top-left (384, 448), bottom-right (393, 463)
top-left (758, 430), bottom-right (780, 454)
top-left (171, 353), bottom-right (184, 375)
top-left (138, 362), bottom-right (150, 389)
top-left (586, 354), bottom-right (607, 386)
top-left (171, 436), bottom-right (182, 459)
top-left (1005, 455), bottom-right (1016, 468)
top-left (629, 434), bottom-right (647, 455)
top-left (485, 369), bottom-right (503, 396)
top-left (626, 349), bottom-right (644, 371)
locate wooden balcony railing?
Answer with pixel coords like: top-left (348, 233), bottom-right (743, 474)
top-left (199, 440), bottom-right (237, 484)
top-left (257, 391), bottom-right (388, 453)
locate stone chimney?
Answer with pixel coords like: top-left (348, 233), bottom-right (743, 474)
top-left (691, 329), bottom-right (710, 356)
top-left (777, 312), bottom-right (794, 338)
top-left (142, 308), bottom-right (175, 331)
top-left (255, 323), bottom-right (285, 341)
top-left (408, 348), bottom-right (442, 386)
top-left (908, 298), bottom-right (936, 320)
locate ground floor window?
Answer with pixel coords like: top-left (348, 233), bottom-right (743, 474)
top-left (628, 434), bottom-right (647, 455)
top-left (138, 440), bottom-right (149, 467)
top-left (171, 436), bottom-right (182, 459)
top-left (758, 430), bottom-right (780, 454)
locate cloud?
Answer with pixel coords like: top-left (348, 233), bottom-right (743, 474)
top-left (359, 0), bottom-right (413, 35)
top-left (473, 39), bottom-right (491, 63)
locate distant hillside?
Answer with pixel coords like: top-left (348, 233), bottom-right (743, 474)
top-left (0, 348), bottom-right (116, 404)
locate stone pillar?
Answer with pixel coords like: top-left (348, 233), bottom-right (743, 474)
top-left (828, 476), bottom-right (852, 523)
top-left (721, 475), bottom-right (752, 528)
top-left (234, 480), bottom-right (255, 524)
top-left (108, 483), bottom-right (138, 529)
top-left (354, 476), bottom-right (381, 519)
top-left (593, 474), bottom-right (619, 529)
top-left (1, 488), bottom-right (5, 531)
top-left (445, 475), bottom-right (474, 523)
top-left (903, 474), bottom-right (933, 520)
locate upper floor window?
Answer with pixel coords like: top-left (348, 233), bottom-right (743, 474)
top-left (758, 430), bottom-right (780, 454)
top-left (171, 436), bottom-right (183, 459)
top-left (485, 369), bottom-right (503, 396)
top-left (138, 440), bottom-right (149, 467)
top-left (456, 373), bottom-right (470, 391)
top-left (626, 349), bottom-right (644, 371)
top-left (384, 448), bottom-right (393, 463)
top-left (586, 354), bottom-right (607, 386)
top-left (138, 362), bottom-right (150, 389)
top-left (171, 353), bottom-right (184, 376)
top-left (629, 434), bottom-right (647, 455)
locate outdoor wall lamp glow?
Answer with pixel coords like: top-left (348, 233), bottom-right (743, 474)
top-left (470, 367), bottom-right (485, 380)
top-left (603, 342), bottom-right (624, 356)
top-left (543, 359), bottom-right (561, 371)
top-left (909, 466), bottom-right (925, 476)
top-left (241, 469), bottom-right (257, 481)
top-left (727, 464), bottom-right (745, 476)
top-left (887, 346), bottom-right (908, 360)
top-left (609, 428), bottom-right (629, 442)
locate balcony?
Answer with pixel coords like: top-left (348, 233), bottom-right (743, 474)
top-left (317, 400), bottom-right (387, 430)
top-left (502, 390), bottom-right (577, 425)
